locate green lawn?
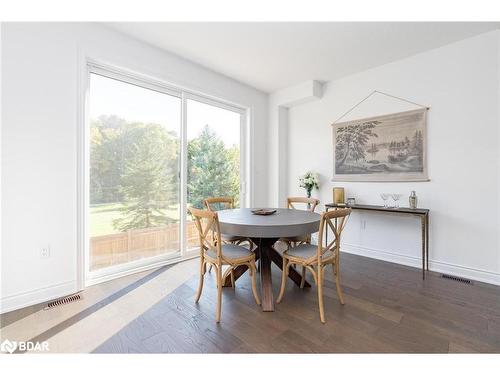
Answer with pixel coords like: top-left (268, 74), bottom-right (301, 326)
top-left (90, 203), bottom-right (180, 237)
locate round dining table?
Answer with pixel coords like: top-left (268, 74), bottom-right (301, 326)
top-left (218, 208), bottom-right (321, 312)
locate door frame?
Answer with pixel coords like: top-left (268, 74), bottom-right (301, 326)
top-left (77, 58), bottom-right (251, 288)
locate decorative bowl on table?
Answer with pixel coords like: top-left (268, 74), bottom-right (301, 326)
top-left (251, 208), bottom-right (277, 216)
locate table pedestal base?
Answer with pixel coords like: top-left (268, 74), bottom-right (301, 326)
top-left (223, 238), bottom-right (311, 312)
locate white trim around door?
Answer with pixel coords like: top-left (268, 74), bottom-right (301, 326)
top-left (77, 58), bottom-right (252, 288)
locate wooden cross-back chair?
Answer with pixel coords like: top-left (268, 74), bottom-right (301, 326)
top-left (280, 196), bottom-right (321, 281)
top-left (189, 207), bottom-right (260, 323)
top-left (287, 196), bottom-right (320, 211)
top-left (204, 197), bottom-right (254, 273)
top-left (204, 196), bottom-right (235, 211)
top-left (277, 208), bottom-right (351, 323)
top-left (282, 197), bottom-right (320, 245)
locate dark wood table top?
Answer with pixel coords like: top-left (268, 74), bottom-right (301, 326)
top-left (325, 203), bottom-right (429, 215)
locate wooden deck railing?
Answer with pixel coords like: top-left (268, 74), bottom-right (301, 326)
top-left (90, 221), bottom-right (199, 271)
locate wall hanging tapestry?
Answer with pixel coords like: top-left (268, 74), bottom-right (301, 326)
top-left (332, 91), bottom-right (429, 182)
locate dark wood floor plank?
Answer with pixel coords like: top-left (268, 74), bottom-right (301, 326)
top-left (323, 323), bottom-right (401, 353)
top-left (268, 246), bottom-right (311, 287)
top-left (269, 329), bottom-right (326, 353)
top-left (448, 342), bottom-right (479, 353)
top-left (94, 330), bottom-right (153, 353)
top-left (91, 252), bottom-right (500, 353)
top-left (399, 313), bottom-right (500, 353)
top-left (145, 310), bottom-right (222, 353)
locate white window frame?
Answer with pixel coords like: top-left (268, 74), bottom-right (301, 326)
top-left (79, 60), bottom-right (250, 287)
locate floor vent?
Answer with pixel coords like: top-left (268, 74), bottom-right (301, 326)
top-left (44, 293), bottom-right (82, 310)
top-left (441, 274), bottom-right (473, 284)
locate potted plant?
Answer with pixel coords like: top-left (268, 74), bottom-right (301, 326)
top-left (299, 172), bottom-right (319, 198)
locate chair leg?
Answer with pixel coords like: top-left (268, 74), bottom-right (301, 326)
top-left (195, 258), bottom-right (205, 303)
top-left (300, 266), bottom-right (306, 288)
top-left (277, 258), bottom-right (289, 303)
top-left (208, 264), bottom-right (213, 273)
top-left (221, 266), bottom-right (236, 288)
top-left (317, 265), bottom-right (326, 323)
top-left (216, 265), bottom-right (223, 323)
top-left (334, 262), bottom-right (345, 305)
top-left (249, 263), bottom-right (261, 306)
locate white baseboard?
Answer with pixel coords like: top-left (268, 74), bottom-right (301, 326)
top-left (0, 280), bottom-right (78, 314)
top-left (0, 255), bottom-right (200, 314)
top-left (343, 243), bottom-right (500, 286)
top-left (85, 253), bottom-right (198, 287)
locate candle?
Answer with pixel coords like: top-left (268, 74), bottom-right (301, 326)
top-left (333, 187), bottom-right (345, 204)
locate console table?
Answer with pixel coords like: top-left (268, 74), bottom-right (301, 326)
top-left (325, 203), bottom-right (430, 279)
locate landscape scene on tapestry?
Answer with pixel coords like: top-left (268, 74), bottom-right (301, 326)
top-left (333, 109), bottom-right (426, 177)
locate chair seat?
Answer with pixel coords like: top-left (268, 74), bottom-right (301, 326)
top-left (222, 234), bottom-right (247, 243)
top-left (207, 243), bottom-right (254, 260)
top-left (284, 244), bottom-right (335, 262)
top-left (280, 235), bottom-right (309, 243)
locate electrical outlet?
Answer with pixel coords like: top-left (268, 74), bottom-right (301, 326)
top-left (40, 245), bottom-right (51, 259)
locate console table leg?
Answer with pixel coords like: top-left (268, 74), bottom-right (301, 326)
top-left (425, 214), bottom-right (429, 271)
top-left (421, 215), bottom-right (425, 280)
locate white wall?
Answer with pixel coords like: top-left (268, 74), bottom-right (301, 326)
top-left (268, 81), bottom-right (323, 208)
top-left (286, 31), bottom-right (500, 284)
top-left (0, 23), bottom-right (269, 313)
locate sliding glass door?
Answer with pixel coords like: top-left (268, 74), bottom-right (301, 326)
top-left (86, 64), bottom-right (247, 283)
top-left (186, 97), bottom-right (245, 250)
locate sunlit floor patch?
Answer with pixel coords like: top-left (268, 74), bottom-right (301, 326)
top-left (0, 259), bottom-right (198, 353)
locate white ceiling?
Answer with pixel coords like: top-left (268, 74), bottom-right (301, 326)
top-left (107, 22), bottom-right (499, 93)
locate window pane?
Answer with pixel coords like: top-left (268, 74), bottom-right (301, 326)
top-left (89, 73), bottom-right (181, 272)
top-left (186, 99), bottom-right (241, 249)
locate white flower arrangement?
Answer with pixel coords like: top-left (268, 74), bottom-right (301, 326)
top-left (299, 172), bottom-right (319, 197)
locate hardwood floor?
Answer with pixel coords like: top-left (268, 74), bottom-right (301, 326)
top-left (92, 252), bottom-right (500, 353)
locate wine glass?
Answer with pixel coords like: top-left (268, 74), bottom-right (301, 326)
top-left (380, 193), bottom-right (389, 208)
top-left (391, 193), bottom-right (402, 208)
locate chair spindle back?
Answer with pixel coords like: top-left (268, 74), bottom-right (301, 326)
top-left (189, 207), bottom-right (223, 262)
top-left (316, 208), bottom-right (351, 263)
top-left (204, 197), bottom-right (235, 212)
top-left (287, 196), bottom-right (320, 212)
